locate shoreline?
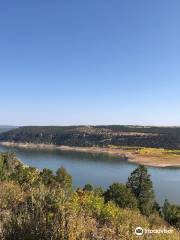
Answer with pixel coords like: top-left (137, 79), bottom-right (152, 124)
top-left (1, 141), bottom-right (180, 168)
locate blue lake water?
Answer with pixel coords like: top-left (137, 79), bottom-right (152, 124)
top-left (0, 145), bottom-right (180, 205)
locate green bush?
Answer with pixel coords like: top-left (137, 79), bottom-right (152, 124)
top-left (104, 183), bottom-right (138, 209)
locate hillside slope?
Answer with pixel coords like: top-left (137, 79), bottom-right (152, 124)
top-left (0, 125), bottom-right (180, 149)
top-left (0, 152), bottom-right (179, 239)
top-left (0, 126), bottom-right (17, 133)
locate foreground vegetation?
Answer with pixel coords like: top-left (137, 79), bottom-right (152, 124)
top-left (0, 152), bottom-right (180, 239)
top-left (1, 125), bottom-right (180, 150)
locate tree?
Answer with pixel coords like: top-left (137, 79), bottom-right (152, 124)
top-left (127, 165), bottom-right (155, 216)
top-left (0, 153), bottom-right (17, 180)
top-left (10, 164), bottom-right (25, 184)
top-left (83, 184), bottom-right (93, 192)
top-left (162, 199), bottom-right (180, 228)
top-left (56, 167), bottom-right (72, 190)
top-left (40, 168), bottom-right (56, 186)
top-left (10, 165), bottom-right (39, 188)
top-left (104, 183), bottom-right (137, 209)
top-left (94, 187), bottom-right (104, 197)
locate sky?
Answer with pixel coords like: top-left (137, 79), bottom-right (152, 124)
top-left (0, 0), bottom-right (180, 126)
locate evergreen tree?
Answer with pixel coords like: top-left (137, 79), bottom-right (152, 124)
top-left (162, 199), bottom-right (180, 228)
top-left (83, 184), bottom-right (94, 192)
top-left (40, 168), bottom-right (56, 186)
top-left (104, 183), bottom-right (138, 209)
top-left (127, 165), bottom-right (155, 216)
top-left (56, 166), bottom-right (72, 190)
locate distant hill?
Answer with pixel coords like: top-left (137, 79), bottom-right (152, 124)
top-left (0, 126), bottom-right (17, 133)
top-left (0, 125), bottom-right (180, 149)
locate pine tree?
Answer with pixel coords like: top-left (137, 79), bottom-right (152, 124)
top-left (104, 183), bottom-right (138, 209)
top-left (56, 166), bottom-right (72, 191)
top-left (127, 165), bottom-right (155, 216)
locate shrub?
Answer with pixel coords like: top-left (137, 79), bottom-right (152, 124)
top-left (104, 183), bottom-right (138, 209)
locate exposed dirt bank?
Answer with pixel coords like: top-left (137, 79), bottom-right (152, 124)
top-left (1, 142), bottom-right (180, 168)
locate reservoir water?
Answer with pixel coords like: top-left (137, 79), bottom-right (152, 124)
top-left (0, 145), bottom-right (180, 205)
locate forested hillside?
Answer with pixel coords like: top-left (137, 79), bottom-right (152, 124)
top-left (0, 126), bottom-right (17, 133)
top-left (0, 125), bottom-right (180, 149)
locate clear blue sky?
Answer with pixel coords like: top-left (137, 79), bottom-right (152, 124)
top-left (0, 0), bottom-right (180, 126)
